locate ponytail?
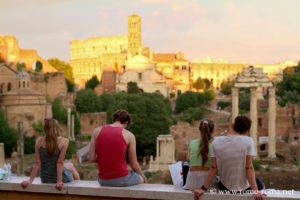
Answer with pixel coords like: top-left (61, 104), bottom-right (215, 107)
top-left (198, 119), bottom-right (214, 166)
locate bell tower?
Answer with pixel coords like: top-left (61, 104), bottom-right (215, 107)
top-left (128, 15), bottom-right (142, 56)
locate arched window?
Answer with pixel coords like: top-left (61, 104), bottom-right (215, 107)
top-left (7, 82), bottom-right (12, 92)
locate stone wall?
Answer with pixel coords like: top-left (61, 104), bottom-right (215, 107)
top-left (30, 72), bottom-right (67, 101)
top-left (80, 112), bottom-right (107, 135)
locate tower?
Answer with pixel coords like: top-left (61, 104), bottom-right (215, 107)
top-left (128, 15), bottom-right (142, 56)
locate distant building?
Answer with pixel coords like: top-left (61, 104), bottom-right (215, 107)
top-left (0, 63), bottom-right (52, 136)
top-left (0, 35), bottom-right (56, 72)
top-left (70, 15), bottom-right (142, 88)
top-left (116, 50), bottom-right (171, 97)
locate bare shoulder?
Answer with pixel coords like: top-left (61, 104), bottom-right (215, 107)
top-left (35, 136), bottom-right (44, 147)
top-left (92, 126), bottom-right (103, 139)
top-left (122, 129), bottom-right (135, 140)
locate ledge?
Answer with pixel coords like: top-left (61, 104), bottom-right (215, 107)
top-left (0, 176), bottom-right (299, 200)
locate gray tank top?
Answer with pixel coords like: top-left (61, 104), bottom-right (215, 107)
top-left (39, 146), bottom-right (70, 183)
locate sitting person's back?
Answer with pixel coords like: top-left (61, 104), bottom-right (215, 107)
top-left (20, 118), bottom-right (80, 190)
top-left (89, 110), bottom-right (147, 187)
top-left (212, 134), bottom-right (255, 190)
top-left (95, 125), bottom-right (128, 179)
top-left (183, 119), bottom-right (214, 190)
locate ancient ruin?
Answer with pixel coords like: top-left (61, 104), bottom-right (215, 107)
top-left (232, 66), bottom-right (276, 158)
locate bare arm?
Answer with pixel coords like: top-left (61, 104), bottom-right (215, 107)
top-left (88, 127), bottom-right (101, 162)
top-left (246, 155), bottom-right (265, 200)
top-left (127, 133), bottom-right (146, 182)
top-left (193, 158), bottom-right (217, 199)
top-left (56, 138), bottom-right (69, 190)
top-left (20, 137), bottom-right (42, 188)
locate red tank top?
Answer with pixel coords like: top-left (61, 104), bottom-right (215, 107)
top-left (96, 125), bottom-right (129, 179)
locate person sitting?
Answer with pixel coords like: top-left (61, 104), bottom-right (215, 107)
top-left (21, 118), bottom-right (80, 190)
top-left (193, 116), bottom-right (265, 200)
top-left (183, 119), bottom-right (214, 190)
top-left (88, 110), bottom-right (147, 187)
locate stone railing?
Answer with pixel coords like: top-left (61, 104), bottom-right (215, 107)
top-left (0, 176), bottom-right (299, 200)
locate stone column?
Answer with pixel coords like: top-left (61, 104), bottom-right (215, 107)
top-left (0, 143), bottom-right (4, 167)
top-left (17, 122), bottom-right (25, 175)
top-left (231, 87), bottom-right (239, 123)
top-left (156, 137), bottom-right (159, 161)
top-left (67, 108), bottom-right (71, 139)
top-left (268, 87), bottom-right (276, 158)
top-left (250, 87), bottom-right (258, 156)
top-left (71, 114), bottom-right (75, 141)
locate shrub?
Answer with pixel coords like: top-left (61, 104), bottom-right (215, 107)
top-left (252, 159), bottom-right (260, 171)
top-left (66, 140), bottom-right (77, 160)
top-left (217, 101), bottom-right (231, 110)
top-left (0, 112), bottom-right (17, 157)
top-left (24, 136), bottom-right (36, 154)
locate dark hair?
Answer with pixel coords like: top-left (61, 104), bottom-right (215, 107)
top-left (233, 116), bottom-right (252, 134)
top-left (199, 119), bottom-right (214, 166)
top-left (112, 110), bottom-right (131, 125)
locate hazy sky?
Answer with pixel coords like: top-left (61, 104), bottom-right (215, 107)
top-left (1, 0), bottom-right (300, 64)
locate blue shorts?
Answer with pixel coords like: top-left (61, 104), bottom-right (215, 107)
top-left (62, 167), bottom-right (73, 183)
top-left (98, 171), bottom-right (141, 187)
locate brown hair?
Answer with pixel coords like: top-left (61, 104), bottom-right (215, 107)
top-left (44, 118), bottom-right (60, 156)
top-left (112, 110), bottom-right (131, 125)
top-left (199, 119), bottom-right (214, 166)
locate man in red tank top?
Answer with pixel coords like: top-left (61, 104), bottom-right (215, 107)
top-left (88, 110), bottom-right (147, 187)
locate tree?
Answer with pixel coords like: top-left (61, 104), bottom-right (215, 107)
top-left (85, 75), bottom-right (99, 90)
top-left (17, 62), bottom-right (26, 71)
top-left (175, 91), bottom-right (207, 113)
top-left (75, 89), bottom-right (102, 113)
top-left (127, 81), bottom-right (140, 94)
top-left (220, 80), bottom-right (234, 95)
top-left (276, 69), bottom-right (300, 106)
top-left (52, 97), bottom-right (68, 124)
top-left (35, 61), bottom-right (43, 72)
top-left (0, 112), bottom-right (17, 157)
top-left (193, 77), bottom-right (206, 91)
top-left (203, 78), bottom-right (212, 89)
top-left (48, 58), bottom-right (75, 92)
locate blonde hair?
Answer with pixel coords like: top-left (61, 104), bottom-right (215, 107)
top-left (44, 118), bottom-right (60, 155)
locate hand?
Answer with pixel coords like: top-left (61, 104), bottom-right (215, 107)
top-left (193, 189), bottom-right (205, 200)
top-left (253, 190), bottom-right (266, 200)
top-left (142, 174), bottom-right (148, 183)
top-left (20, 180), bottom-right (32, 189)
top-left (56, 181), bottom-right (64, 191)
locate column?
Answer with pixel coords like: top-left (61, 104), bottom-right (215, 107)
top-left (71, 114), bottom-right (75, 141)
top-left (67, 108), bottom-right (71, 139)
top-left (0, 143), bottom-right (4, 167)
top-left (250, 87), bottom-right (258, 157)
top-left (231, 87), bottom-right (239, 123)
top-left (156, 137), bottom-right (159, 161)
top-left (17, 122), bottom-right (25, 175)
top-left (268, 87), bottom-right (276, 158)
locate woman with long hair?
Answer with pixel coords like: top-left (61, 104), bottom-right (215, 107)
top-left (21, 118), bottom-right (80, 190)
top-left (183, 119), bottom-right (214, 190)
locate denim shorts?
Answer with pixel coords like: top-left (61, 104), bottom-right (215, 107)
top-left (62, 167), bottom-right (73, 183)
top-left (98, 171), bottom-right (141, 187)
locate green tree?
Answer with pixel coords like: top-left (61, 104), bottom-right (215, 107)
top-left (203, 78), bottom-right (212, 89)
top-left (52, 97), bottom-right (68, 124)
top-left (17, 62), bottom-right (26, 71)
top-left (175, 91), bottom-right (207, 113)
top-left (220, 80), bottom-right (234, 95)
top-left (48, 58), bottom-right (75, 92)
top-left (35, 61), bottom-right (43, 72)
top-left (193, 77), bottom-right (206, 91)
top-left (276, 70), bottom-right (300, 106)
top-left (127, 81), bottom-right (140, 94)
top-left (204, 89), bottom-right (215, 101)
top-left (75, 89), bottom-right (102, 113)
top-left (85, 75), bottom-right (100, 90)
top-left (0, 112), bottom-right (17, 157)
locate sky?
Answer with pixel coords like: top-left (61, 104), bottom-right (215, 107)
top-left (0, 0), bottom-right (300, 64)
